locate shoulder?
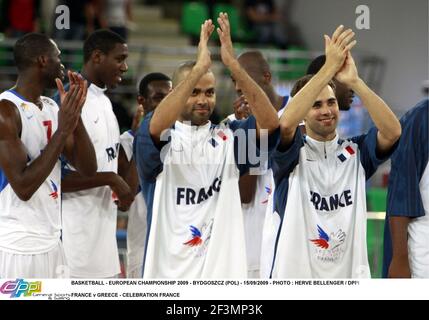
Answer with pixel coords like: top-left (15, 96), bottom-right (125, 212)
top-left (0, 98), bottom-right (20, 119)
top-left (0, 99), bottom-right (21, 135)
top-left (41, 96), bottom-right (59, 110)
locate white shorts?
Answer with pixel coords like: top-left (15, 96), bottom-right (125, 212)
top-left (0, 243), bottom-right (68, 278)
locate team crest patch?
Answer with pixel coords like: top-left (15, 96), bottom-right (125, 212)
top-left (217, 130), bottom-right (227, 141)
top-left (49, 180), bottom-right (58, 200)
top-left (310, 225), bottom-right (346, 262)
top-left (261, 185), bottom-right (272, 204)
top-left (183, 225), bottom-right (203, 247)
top-left (183, 220), bottom-right (214, 257)
top-left (337, 145), bottom-right (355, 162)
top-left (208, 129), bottom-right (228, 148)
top-left (208, 138), bottom-right (218, 148)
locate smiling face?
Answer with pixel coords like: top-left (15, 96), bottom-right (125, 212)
top-left (98, 43), bottom-right (129, 89)
top-left (179, 71), bottom-right (216, 126)
top-left (44, 40), bottom-right (65, 88)
top-left (304, 85), bottom-right (340, 141)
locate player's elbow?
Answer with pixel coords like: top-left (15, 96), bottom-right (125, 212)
top-left (267, 118), bottom-right (280, 133)
top-left (77, 162), bottom-right (98, 177)
top-left (260, 117), bottom-right (279, 135)
top-left (384, 122), bottom-right (402, 145)
top-left (279, 121), bottom-right (296, 138)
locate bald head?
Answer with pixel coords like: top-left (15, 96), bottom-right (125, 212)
top-left (237, 51), bottom-right (271, 76)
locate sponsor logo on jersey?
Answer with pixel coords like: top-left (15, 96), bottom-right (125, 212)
top-left (310, 190), bottom-right (353, 212)
top-left (176, 177), bottom-right (221, 205)
top-left (338, 145), bottom-right (355, 162)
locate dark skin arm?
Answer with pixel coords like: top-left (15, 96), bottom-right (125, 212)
top-left (0, 74), bottom-right (86, 201)
top-left (59, 72), bottom-right (97, 176)
top-left (388, 216), bottom-right (412, 278)
top-left (61, 72), bottom-right (133, 210)
top-left (62, 171), bottom-right (134, 211)
top-left (238, 173), bottom-right (257, 204)
top-left (118, 146), bottom-right (139, 196)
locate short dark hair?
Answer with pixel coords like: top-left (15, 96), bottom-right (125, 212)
top-left (138, 72), bottom-right (171, 97)
top-left (13, 33), bottom-right (55, 71)
top-left (83, 29), bottom-right (126, 63)
top-left (291, 74), bottom-right (336, 97)
top-left (172, 61), bottom-right (196, 86)
top-left (306, 55), bottom-right (326, 75)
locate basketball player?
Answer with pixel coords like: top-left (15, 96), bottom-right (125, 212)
top-left (119, 72), bottom-right (172, 278)
top-left (58, 30), bottom-right (134, 278)
top-left (0, 33), bottom-right (96, 278)
top-left (271, 26), bottom-right (401, 278)
top-left (384, 99), bottom-right (428, 278)
top-left (134, 14), bottom-right (279, 278)
top-left (227, 50), bottom-right (289, 278)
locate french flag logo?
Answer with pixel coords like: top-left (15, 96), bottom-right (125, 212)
top-left (208, 138), bottom-right (218, 148)
top-left (338, 145), bottom-right (355, 162)
top-left (49, 180), bottom-right (58, 199)
top-left (209, 130), bottom-right (228, 148)
top-left (217, 130), bottom-right (228, 141)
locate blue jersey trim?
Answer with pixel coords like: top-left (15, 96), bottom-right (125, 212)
top-left (7, 89), bottom-right (29, 102)
top-left (0, 168), bottom-right (9, 193)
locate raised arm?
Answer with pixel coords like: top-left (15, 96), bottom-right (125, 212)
top-left (0, 77), bottom-right (86, 201)
top-left (149, 20), bottom-right (214, 142)
top-left (335, 52), bottom-right (401, 154)
top-left (217, 12), bottom-right (278, 135)
top-left (60, 71), bottom-right (97, 176)
top-left (279, 25), bottom-right (356, 146)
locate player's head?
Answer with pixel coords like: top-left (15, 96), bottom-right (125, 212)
top-left (307, 54), bottom-right (354, 111)
top-left (83, 29), bottom-right (128, 89)
top-left (13, 33), bottom-right (65, 89)
top-left (291, 74), bottom-right (339, 141)
top-left (235, 50), bottom-right (272, 96)
top-left (137, 73), bottom-right (172, 114)
top-left (173, 61), bottom-right (216, 126)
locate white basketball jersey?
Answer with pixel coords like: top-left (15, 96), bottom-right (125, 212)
top-left (119, 130), bottom-right (147, 278)
top-left (0, 90), bottom-right (61, 254)
top-left (143, 121), bottom-right (248, 278)
top-left (61, 84), bottom-right (121, 278)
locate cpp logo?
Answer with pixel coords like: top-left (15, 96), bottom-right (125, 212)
top-left (0, 279), bottom-right (42, 298)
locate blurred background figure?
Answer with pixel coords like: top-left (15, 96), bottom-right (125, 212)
top-left (98, 0), bottom-right (133, 41)
top-left (54, 0), bottom-right (95, 41)
top-left (244, 0), bottom-right (288, 48)
top-left (0, 0), bottom-right (41, 38)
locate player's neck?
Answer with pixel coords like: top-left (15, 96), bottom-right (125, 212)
top-left (81, 66), bottom-right (105, 89)
top-left (14, 75), bottom-right (44, 103)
